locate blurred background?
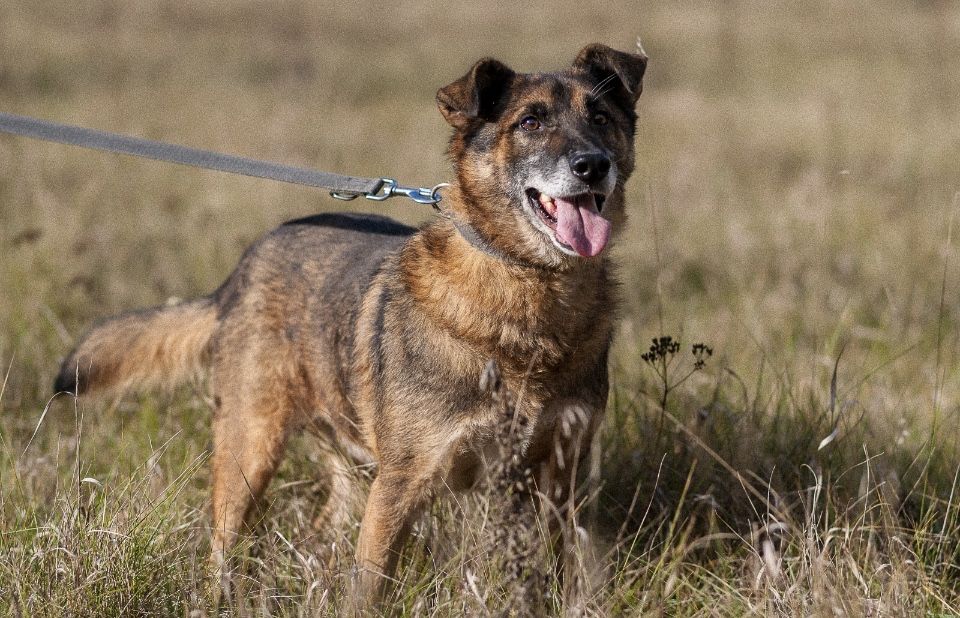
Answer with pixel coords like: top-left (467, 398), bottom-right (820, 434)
top-left (2, 1), bottom-right (960, 613)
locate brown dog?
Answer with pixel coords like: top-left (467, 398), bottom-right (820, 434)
top-left (54, 43), bottom-right (647, 603)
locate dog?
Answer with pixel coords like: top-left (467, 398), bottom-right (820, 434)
top-left (54, 43), bottom-right (647, 604)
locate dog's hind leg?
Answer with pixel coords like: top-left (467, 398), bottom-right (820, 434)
top-left (208, 386), bottom-right (292, 594)
top-left (311, 446), bottom-right (362, 540)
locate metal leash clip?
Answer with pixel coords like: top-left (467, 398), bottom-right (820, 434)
top-left (331, 178), bottom-right (449, 210)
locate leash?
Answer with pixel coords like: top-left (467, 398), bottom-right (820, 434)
top-left (0, 111), bottom-right (535, 265)
top-left (0, 111), bottom-right (448, 207)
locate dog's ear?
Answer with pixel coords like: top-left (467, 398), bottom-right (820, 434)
top-left (437, 58), bottom-right (516, 128)
top-left (572, 44), bottom-right (648, 106)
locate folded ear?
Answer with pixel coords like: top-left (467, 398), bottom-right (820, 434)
top-left (572, 44), bottom-right (648, 105)
top-left (436, 58), bottom-right (516, 128)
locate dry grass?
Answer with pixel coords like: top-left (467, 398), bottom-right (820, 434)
top-left (3, 0), bottom-right (960, 615)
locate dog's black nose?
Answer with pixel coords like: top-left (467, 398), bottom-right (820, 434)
top-left (569, 152), bottom-right (611, 184)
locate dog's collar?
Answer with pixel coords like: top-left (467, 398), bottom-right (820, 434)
top-left (436, 187), bottom-right (542, 269)
top-left (451, 218), bottom-right (535, 268)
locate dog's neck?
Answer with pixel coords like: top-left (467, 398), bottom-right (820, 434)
top-left (449, 218), bottom-right (532, 268)
top-left (400, 217), bottom-right (614, 375)
top-left (436, 185), bottom-right (604, 272)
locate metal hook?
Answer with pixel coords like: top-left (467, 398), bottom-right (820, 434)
top-left (331, 178), bottom-right (450, 206)
top-left (329, 191), bottom-right (360, 201)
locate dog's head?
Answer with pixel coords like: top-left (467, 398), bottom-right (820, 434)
top-left (437, 44), bottom-right (647, 268)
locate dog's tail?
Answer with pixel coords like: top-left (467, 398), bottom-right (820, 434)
top-left (54, 298), bottom-right (218, 397)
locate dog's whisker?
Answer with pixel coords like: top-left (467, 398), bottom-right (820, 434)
top-left (589, 73), bottom-right (617, 99)
top-left (593, 79), bottom-right (621, 101)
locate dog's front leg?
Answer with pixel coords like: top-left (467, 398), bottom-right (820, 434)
top-left (350, 469), bottom-right (432, 609)
top-left (537, 399), bottom-right (606, 597)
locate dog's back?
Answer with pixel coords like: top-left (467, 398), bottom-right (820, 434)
top-left (55, 212), bottom-right (414, 409)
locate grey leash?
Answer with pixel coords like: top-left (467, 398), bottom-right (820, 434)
top-left (0, 111), bottom-right (448, 206)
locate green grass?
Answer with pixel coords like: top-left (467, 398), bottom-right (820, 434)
top-left (3, 0), bottom-right (960, 614)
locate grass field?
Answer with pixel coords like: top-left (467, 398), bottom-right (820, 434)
top-left (3, 0), bottom-right (960, 615)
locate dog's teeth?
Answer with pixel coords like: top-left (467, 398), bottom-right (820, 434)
top-left (538, 193), bottom-right (557, 215)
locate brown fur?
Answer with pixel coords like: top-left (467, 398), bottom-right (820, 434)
top-left (54, 299), bottom-right (217, 395)
top-left (54, 44), bottom-right (648, 607)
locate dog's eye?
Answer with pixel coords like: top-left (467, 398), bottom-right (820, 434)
top-left (591, 111), bottom-right (610, 126)
top-left (519, 116), bottom-right (541, 132)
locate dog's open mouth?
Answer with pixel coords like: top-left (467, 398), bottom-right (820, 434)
top-left (525, 188), bottom-right (611, 257)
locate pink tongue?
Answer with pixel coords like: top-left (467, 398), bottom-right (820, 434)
top-left (554, 194), bottom-right (611, 257)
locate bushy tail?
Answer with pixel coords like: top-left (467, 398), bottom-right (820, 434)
top-left (54, 298), bottom-right (218, 397)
